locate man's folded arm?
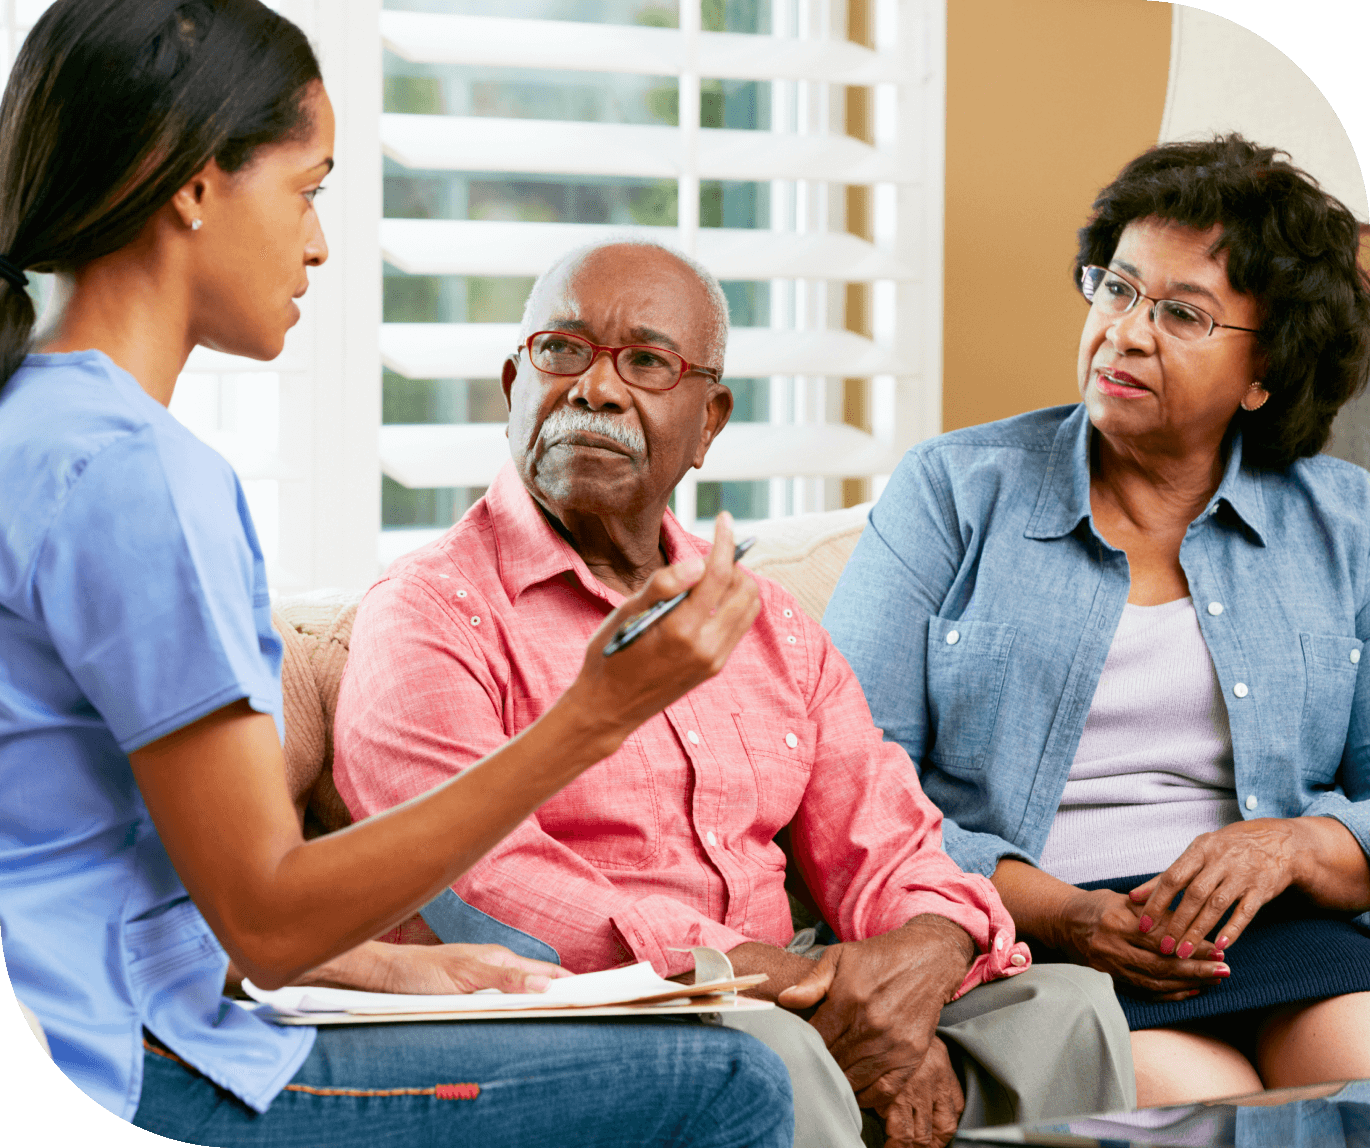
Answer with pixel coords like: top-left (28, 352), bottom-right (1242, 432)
top-left (789, 622), bottom-right (1032, 995)
top-left (333, 573), bottom-right (754, 977)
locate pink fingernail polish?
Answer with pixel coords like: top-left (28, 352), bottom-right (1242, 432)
top-left (1138, 916), bottom-right (1154, 934)
top-left (1217, 936), bottom-right (1230, 949)
top-left (1214, 965), bottom-right (1230, 977)
top-left (1177, 941), bottom-right (1194, 959)
top-left (1212, 950), bottom-right (1224, 962)
top-left (1188, 989), bottom-right (1201, 997)
top-left (1159, 936), bottom-right (1176, 955)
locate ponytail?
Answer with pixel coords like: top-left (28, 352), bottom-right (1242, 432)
top-left (0, 259), bottom-right (34, 386)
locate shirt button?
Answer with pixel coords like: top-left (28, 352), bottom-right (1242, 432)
top-left (687, 730), bottom-right (700, 745)
top-left (1207, 601), bottom-right (1223, 616)
top-left (1010, 953), bottom-right (1027, 967)
top-left (786, 635), bottom-right (797, 645)
top-left (456, 590), bottom-right (467, 599)
top-left (946, 630), bottom-right (960, 645)
top-left (994, 934), bottom-right (1005, 951)
top-left (1245, 794), bottom-right (1259, 811)
top-left (783, 608), bottom-right (793, 619)
top-left (469, 616), bottom-right (480, 627)
top-left (437, 574), bottom-right (449, 579)
top-left (1353, 649), bottom-right (1362, 665)
top-left (785, 733), bottom-right (798, 749)
top-left (1233, 682), bottom-right (1248, 698)
top-left (706, 831), bottom-right (718, 846)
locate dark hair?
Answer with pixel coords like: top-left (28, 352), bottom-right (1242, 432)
top-left (0, 0), bottom-right (321, 388)
top-left (1075, 134), bottom-right (1370, 470)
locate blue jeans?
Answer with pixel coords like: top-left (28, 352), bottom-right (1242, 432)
top-left (133, 1017), bottom-right (793, 1147)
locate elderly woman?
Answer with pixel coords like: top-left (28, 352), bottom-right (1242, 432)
top-left (825, 135), bottom-right (1370, 1106)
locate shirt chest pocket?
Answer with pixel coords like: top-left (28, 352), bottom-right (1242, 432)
top-left (733, 713), bottom-right (816, 774)
top-left (1300, 633), bottom-right (1364, 782)
top-left (925, 616), bottom-right (1017, 775)
top-left (511, 695), bottom-right (661, 870)
top-left (733, 712), bottom-right (816, 840)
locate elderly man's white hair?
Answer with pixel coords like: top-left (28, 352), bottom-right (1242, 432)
top-left (518, 238), bottom-right (731, 369)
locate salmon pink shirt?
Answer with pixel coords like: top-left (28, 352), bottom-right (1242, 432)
top-left (333, 463), bottom-right (1030, 990)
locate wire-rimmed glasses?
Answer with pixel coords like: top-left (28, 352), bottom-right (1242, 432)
top-left (522, 331), bottom-right (722, 392)
top-left (1080, 266), bottom-right (1261, 341)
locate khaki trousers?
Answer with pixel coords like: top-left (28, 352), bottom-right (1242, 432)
top-left (720, 964), bottom-right (1135, 1148)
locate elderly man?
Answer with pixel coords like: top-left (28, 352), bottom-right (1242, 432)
top-left (334, 241), bottom-right (1133, 1148)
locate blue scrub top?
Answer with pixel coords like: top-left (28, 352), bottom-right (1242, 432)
top-left (0, 351), bottom-right (314, 1118)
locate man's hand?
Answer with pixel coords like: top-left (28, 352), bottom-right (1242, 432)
top-left (776, 915), bottom-right (975, 1147)
top-left (724, 941), bottom-right (833, 1002)
top-left (878, 1037), bottom-right (964, 1148)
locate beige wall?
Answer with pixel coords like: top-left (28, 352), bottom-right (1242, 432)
top-left (943, 0), bottom-right (1172, 432)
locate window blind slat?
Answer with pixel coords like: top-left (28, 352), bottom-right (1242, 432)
top-left (380, 10), bottom-right (904, 85)
top-left (381, 218), bottom-right (915, 281)
top-left (381, 113), bottom-right (905, 183)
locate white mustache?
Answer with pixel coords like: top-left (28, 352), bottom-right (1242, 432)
top-left (540, 408), bottom-right (645, 455)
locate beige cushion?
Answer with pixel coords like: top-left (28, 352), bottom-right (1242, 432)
top-left (273, 590), bottom-right (362, 838)
top-left (743, 503), bottom-right (870, 622)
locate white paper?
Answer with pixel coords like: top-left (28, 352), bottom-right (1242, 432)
top-left (244, 961), bottom-right (686, 1017)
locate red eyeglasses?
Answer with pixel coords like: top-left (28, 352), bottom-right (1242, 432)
top-left (521, 330), bottom-right (722, 392)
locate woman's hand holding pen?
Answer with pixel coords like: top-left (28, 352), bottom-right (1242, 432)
top-left (562, 510), bottom-right (760, 757)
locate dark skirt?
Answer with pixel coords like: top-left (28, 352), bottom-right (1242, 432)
top-left (1072, 873), bottom-right (1370, 1031)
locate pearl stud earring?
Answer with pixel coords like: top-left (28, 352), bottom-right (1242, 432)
top-left (190, 219), bottom-right (203, 231)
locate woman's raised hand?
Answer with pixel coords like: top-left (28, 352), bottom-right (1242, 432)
top-left (570, 510), bottom-right (760, 741)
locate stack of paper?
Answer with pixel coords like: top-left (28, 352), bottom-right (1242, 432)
top-left (244, 959), bottom-right (772, 1025)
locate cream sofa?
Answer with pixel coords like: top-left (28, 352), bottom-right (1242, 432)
top-left (10, 504), bottom-right (870, 1059)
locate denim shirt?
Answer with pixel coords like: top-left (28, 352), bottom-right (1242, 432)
top-left (825, 404), bottom-right (1370, 919)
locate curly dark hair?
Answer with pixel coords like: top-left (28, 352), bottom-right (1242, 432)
top-left (1075, 134), bottom-right (1370, 469)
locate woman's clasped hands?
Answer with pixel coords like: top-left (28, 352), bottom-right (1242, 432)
top-left (1059, 819), bottom-right (1306, 1001)
top-left (1127, 819), bottom-right (1306, 989)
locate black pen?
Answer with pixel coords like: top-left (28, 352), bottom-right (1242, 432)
top-left (603, 536), bottom-right (757, 657)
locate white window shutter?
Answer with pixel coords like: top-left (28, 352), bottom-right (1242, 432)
top-left (378, 0), bottom-right (943, 557)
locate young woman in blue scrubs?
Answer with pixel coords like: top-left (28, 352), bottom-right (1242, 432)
top-left (0, 2), bottom-right (788, 1144)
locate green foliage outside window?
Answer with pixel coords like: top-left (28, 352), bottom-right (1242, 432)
top-left (697, 481), bottom-right (769, 521)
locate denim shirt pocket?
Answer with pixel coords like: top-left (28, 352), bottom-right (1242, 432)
top-left (1300, 633), bottom-right (1364, 782)
top-left (925, 616), bottom-right (1017, 775)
